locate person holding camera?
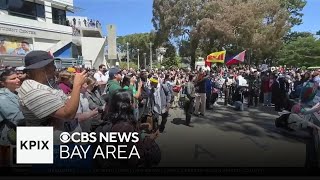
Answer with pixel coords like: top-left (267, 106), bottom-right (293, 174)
top-left (122, 74), bottom-right (143, 121)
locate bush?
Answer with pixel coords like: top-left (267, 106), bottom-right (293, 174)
top-left (119, 62), bottom-right (138, 70)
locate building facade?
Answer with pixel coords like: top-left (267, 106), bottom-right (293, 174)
top-left (0, 0), bottom-right (106, 69)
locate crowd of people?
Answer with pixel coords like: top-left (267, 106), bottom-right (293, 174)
top-left (67, 18), bottom-right (102, 29)
top-left (67, 18), bottom-right (102, 36)
top-left (1, 50), bottom-right (320, 168)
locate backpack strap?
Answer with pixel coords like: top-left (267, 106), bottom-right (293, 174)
top-left (0, 119), bottom-right (17, 131)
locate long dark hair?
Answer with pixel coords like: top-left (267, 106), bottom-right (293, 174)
top-left (121, 75), bottom-right (131, 88)
top-left (107, 89), bottom-right (135, 125)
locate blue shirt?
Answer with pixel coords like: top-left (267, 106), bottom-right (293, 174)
top-left (205, 78), bottom-right (213, 93)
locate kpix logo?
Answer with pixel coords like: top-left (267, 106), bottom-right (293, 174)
top-left (20, 140), bottom-right (50, 150)
top-left (16, 127), bottom-right (53, 164)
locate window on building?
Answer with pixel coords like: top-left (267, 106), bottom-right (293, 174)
top-left (0, 0), bottom-right (7, 10)
top-left (36, 4), bottom-right (45, 18)
top-left (52, 7), bottom-right (66, 25)
top-left (5, 0), bottom-right (45, 20)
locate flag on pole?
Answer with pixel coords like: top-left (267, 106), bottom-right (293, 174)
top-left (226, 50), bottom-right (246, 66)
top-left (206, 51), bottom-right (226, 63)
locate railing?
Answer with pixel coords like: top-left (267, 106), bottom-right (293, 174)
top-left (67, 19), bottom-right (102, 30)
top-left (54, 57), bottom-right (85, 69)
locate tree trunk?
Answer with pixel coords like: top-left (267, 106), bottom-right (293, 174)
top-left (191, 50), bottom-right (196, 70)
top-left (190, 36), bottom-right (199, 70)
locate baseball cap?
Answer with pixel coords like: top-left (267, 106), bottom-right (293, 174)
top-left (109, 67), bottom-right (121, 79)
top-left (24, 50), bottom-right (59, 70)
top-left (67, 67), bottom-right (76, 73)
top-left (150, 76), bottom-right (159, 84)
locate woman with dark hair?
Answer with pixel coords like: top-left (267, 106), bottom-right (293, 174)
top-left (0, 69), bottom-right (24, 166)
top-left (96, 89), bottom-right (161, 168)
top-left (122, 75), bottom-right (142, 121)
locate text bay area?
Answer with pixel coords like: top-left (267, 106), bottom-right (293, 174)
top-left (60, 145), bottom-right (140, 159)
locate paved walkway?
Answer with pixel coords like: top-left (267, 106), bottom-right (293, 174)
top-left (157, 98), bottom-right (306, 167)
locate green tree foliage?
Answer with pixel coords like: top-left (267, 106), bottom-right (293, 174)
top-left (117, 33), bottom-right (155, 65)
top-left (278, 36), bottom-right (320, 67)
top-left (161, 56), bottom-right (181, 68)
top-left (117, 33), bottom-right (176, 68)
top-left (280, 0), bottom-right (307, 26)
top-left (152, 0), bottom-right (306, 68)
top-left (119, 62), bottom-right (138, 70)
top-left (283, 31), bottom-right (314, 43)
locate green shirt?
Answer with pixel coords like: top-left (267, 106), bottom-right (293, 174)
top-left (123, 85), bottom-right (137, 95)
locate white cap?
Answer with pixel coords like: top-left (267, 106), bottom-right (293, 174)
top-left (15, 66), bottom-right (25, 71)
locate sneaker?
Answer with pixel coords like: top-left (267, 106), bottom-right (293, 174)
top-left (199, 113), bottom-right (205, 117)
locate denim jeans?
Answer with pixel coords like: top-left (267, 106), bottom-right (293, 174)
top-left (263, 92), bottom-right (272, 106)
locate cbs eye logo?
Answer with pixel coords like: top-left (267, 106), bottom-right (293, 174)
top-left (60, 132), bottom-right (71, 143)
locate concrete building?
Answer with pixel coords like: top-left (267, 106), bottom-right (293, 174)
top-left (0, 0), bottom-right (106, 69)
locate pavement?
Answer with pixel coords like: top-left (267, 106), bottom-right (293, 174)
top-left (156, 98), bottom-right (307, 167)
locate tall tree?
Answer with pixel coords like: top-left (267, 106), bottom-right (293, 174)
top-left (152, 0), bottom-right (304, 68)
top-left (278, 36), bottom-right (320, 67)
top-left (152, 0), bottom-right (203, 69)
top-left (281, 0), bottom-right (307, 26)
top-left (283, 31), bottom-right (314, 44)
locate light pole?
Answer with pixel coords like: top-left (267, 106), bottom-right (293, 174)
top-left (143, 53), bottom-right (147, 69)
top-left (149, 42), bottom-right (153, 69)
top-left (137, 49), bottom-right (140, 70)
top-left (126, 42), bottom-right (129, 69)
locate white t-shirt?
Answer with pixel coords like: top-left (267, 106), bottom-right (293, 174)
top-left (94, 71), bottom-right (109, 83)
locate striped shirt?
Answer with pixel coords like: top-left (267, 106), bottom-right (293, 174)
top-left (16, 80), bottom-right (68, 126)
